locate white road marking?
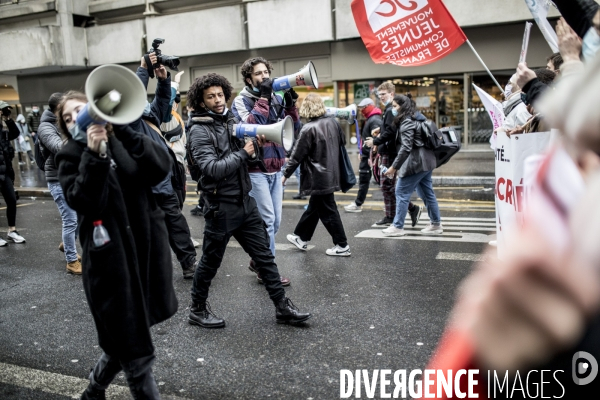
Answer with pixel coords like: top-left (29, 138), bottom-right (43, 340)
top-left (355, 229), bottom-right (492, 243)
top-left (0, 361), bottom-right (190, 400)
top-left (436, 252), bottom-right (486, 262)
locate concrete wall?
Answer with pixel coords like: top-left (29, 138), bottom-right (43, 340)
top-left (87, 20), bottom-right (145, 66)
top-left (247, 0), bottom-right (334, 48)
top-left (0, 27), bottom-right (55, 71)
top-left (145, 5), bottom-right (245, 56)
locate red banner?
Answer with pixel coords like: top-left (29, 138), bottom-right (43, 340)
top-left (351, 0), bottom-right (467, 67)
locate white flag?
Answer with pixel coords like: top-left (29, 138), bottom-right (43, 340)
top-left (472, 84), bottom-right (504, 130)
top-left (524, 0), bottom-right (559, 53)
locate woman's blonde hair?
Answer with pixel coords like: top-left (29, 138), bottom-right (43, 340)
top-left (299, 93), bottom-right (327, 119)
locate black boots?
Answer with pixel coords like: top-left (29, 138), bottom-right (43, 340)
top-left (276, 297), bottom-right (311, 325)
top-left (189, 302), bottom-right (226, 328)
top-left (80, 385), bottom-right (106, 400)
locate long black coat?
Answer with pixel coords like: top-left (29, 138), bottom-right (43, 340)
top-left (56, 125), bottom-right (177, 362)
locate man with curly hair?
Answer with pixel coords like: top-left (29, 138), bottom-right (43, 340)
top-left (186, 73), bottom-right (311, 328)
top-left (232, 57), bottom-right (301, 286)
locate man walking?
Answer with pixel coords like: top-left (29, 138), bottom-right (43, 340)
top-left (231, 57), bottom-right (300, 286)
top-left (187, 72), bottom-right (311, 328)
top-left (344, 98), bottom-right (382, 213)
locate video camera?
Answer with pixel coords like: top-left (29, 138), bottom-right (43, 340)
top-left (144, 38), bottom-right (180, 79)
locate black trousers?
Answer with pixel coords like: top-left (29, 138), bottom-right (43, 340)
top-left (355, 156), bottom-right (372, 207)
top-left (154, 192), bottom-right (196, 269)
top-left (191, 196), bottom-right (285, 305)
top-left (294, 193), bottom-right (348, 247)
top-left (0, 176), bottom-right (17, 226)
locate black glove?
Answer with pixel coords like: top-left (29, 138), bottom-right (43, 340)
top-left (259, 78), bottom-right (273, 100)
top-left (283, 88), bottom-right (299, 107)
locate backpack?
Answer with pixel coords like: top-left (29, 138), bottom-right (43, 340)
top-left (419, 119), bottom-right (443, 150)
top-left (34, 138), bottom-right (49, 172)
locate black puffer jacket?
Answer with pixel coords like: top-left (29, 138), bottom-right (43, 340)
top-left (391, 113), bottom-right (437, 177)
top-left (1, 118), bottom-right (19, 182)
top-left (187, 110), bottom-right (251, 200)
top-left (37, 109), bottom-right (63, 182)
top-left (284, 115), bottom-right (343, 196)
top-left (361, 111), bottom-right (383, 156)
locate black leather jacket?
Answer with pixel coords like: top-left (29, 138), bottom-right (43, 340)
top-left (391, 114), bottom-right (436, 177)
top-left (187, 110), bottom-right (251, 200)
top-left (372, 103), bottom-right (396, 157)
top-left (361, 112), bottom-right (383, 156)
top-left (284, 115), bottom-right (343, 196)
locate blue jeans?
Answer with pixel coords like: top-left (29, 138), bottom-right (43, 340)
top-left (249, 171), bottom-right (283, 255)
top-left (48, 182), bottom-right (78, 263)
top-left (392, 170), bottom-right (441, 229)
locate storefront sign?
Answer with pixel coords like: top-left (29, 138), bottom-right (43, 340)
top-left (351, 0), bottom-right (467, 67)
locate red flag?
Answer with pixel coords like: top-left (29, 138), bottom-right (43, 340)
top-left (351, 0), bottom-right (467, 67)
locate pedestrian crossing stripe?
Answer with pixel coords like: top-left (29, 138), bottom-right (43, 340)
top-left (356, 217), bottom-right (495, 243)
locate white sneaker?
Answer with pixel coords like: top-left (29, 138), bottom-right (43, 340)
top-left (382, 225), bottom-right (406, 237)
top-left (326, 244), bottom-right (351, 257)
top-left (7, 231), bottom-right (25, 243)
top-left (344, 202), bottom-right (362, 213)
top-left (287, 234), bottom-right (308, 251)
top-left (0, 238), bottom-right (7, 247)
top-left (192, 239), bottom-right (201, 248)
top-left (421, 224), bottom-right (443, 234)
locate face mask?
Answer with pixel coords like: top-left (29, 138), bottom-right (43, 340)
top-left (32, 108), bottom-right (39, 113)
top-left (69, 124), bottom-right (87, 144)
top-left (582, 27), bottom-right (600, 62)
top-left (251, 85), bottom-right (260, 93)
top-left (391, 108), bottom-right (399, 117)
top-left (382, 98), bottom-right (391, 106)
top-left (208, 107), bottom-right (228, 116)
top-left (142, 102), bottom-right (151, 117)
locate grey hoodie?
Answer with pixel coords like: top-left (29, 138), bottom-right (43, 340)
top-left (38, 109), bottom-right (64, 181)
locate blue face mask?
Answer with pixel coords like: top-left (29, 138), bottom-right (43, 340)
top-left (69, 124), bottom-right (87, 144)
top-left (391, 108), bottom-right (399, 117)
top-left (582, 27), bottom-right (600, 62)
top-left (142, 102), bottom-right (152, 117)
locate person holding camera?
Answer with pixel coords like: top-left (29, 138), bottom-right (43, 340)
top-left (55, 91), bottom-right (177, 400)
top-left (0, 101), bottom-right (26, 246)
top-left (187, 73), bottom-right (311, 328)
top-left (231, 57), bottom-right (301, 286)
top-left (132, 52), bottom-right (198, 280)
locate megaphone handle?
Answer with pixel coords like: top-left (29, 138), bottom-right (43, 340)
top-left (99, 140), bottom-right (107, 158)
top-left (144, 54), bottom-right (155, 79)
top-left (245, 137), bottom-right (257, 159)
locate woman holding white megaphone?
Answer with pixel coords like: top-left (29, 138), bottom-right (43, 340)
top-left (55, 89), bottom-right (177, 400)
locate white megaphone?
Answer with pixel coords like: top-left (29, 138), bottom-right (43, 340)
top-left (325, 104), bottom-right (357, 124)
top-left (272, 61), bottom-right (319, 91)
top-left (233, 116), bottom-right (295, 153)
top-left (76, 64), bottom-right (148, 152)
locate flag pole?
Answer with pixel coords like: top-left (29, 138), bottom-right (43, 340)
top-left (466, 40), bottom-right (504, 94)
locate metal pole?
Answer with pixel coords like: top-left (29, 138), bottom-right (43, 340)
top-left (466, 40), bottom-right (503, 93)
top-left (463, 73), bottom-right (470, 147)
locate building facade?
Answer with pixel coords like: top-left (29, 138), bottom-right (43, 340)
top-left (0, 0), bottom-right (561, 144)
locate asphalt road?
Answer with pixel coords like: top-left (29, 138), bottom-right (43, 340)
top-left (0, 198), bottom-right (491, 399)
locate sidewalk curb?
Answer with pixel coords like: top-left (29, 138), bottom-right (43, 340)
top-left (432, 176), bottom-right (495, 186)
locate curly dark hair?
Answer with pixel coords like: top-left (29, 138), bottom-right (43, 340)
top-left (240, 57), bottom-right (273, 86)
top-left (187, 73), bottom-right (233, 111)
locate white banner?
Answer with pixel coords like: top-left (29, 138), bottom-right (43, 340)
top-left (495, 130), bottom-right (551, 259)
top-left (524, 0), bottom-right (560, 53)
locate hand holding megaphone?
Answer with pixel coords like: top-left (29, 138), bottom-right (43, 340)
top-left (86, 124), bottom-right (109, 154)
